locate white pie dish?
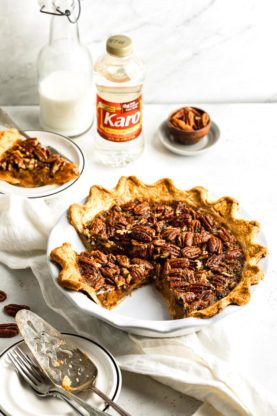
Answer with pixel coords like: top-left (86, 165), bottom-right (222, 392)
top-left (0, 333), bottom-right (121, 416)
top-left (0, 129), bottom-right (85, 199)
top-left (47, 201), bottom-right (268, 338)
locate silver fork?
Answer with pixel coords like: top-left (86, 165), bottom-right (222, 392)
top-left (7, 346), bottom-right (113, 416)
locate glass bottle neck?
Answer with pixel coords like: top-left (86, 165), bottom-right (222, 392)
top-left (49, 16), bottom-right (80, 44)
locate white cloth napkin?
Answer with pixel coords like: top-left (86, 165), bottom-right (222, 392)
top-left (0, 194), bottom-right (276, 416)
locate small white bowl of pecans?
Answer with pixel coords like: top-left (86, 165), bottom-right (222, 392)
top-left (166, 106), bottom-right (211, 145)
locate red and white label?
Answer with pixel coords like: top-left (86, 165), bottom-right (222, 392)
top-left (96, 95), bottom-right (142, 142)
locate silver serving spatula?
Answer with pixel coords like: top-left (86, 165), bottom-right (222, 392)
top-left (16, 310), bottom-right (130, 416)
top-left (16, 309), bottom-right (97, 391)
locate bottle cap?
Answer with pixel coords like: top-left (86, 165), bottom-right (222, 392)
top-left (106, 35), bottom-right (133, 57)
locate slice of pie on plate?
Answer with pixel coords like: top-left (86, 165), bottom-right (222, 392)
top-left (51, 176), bottom-right (267, 319)
top-left (0, 129), bottom-right (79, 187)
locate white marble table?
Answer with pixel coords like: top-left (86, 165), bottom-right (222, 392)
top-left (0, 104), bottom-right (277, 415)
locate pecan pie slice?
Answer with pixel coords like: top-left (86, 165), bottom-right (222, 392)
top-left (51, 243), bottom-right (154, 309)
top-left (52, 176), bottom-right (267, 319)
top-left (0, 129), bottom-right (79, 187)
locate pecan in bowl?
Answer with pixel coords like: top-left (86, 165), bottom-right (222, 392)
top-left (166, 107), bottom-right (211, 145)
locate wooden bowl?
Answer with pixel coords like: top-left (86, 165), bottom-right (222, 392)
top-left (166, 107), bottom-right (211, 145)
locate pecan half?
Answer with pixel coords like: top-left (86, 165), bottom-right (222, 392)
top-left (162, 227), bottom-right (180, 242)
top-left (205, 254), bottom-right (223, 268)
top-left (0, 323), bottom-right (19, 338)
top-left (0, 290), bottom-right (7, 302)
top-left (193, 231), bottom-right (211, 245)
top-left (4, 304), bottom-right (31, 317)
top-left (225, 249), bottom-right (243, 259)
top-left (133, 201), bottom-right (151, 217)
top-left (188, 219), bottom-right (202, 233)
top-left (217, 227), bottom-right (236, 243)
top-left (208, 236), bottom-right (223, 254)
top-left (167, 258), bottom-right (190, 268)
top-left (131, 225), bottom-right (154, 243)
top-left (181, 246), bottom-right (202, 258)
top-left (159, 243), bottom-right (181, 258)
top-left (181, 231), bottom-right (194, 247)
top-left (200, 214), bottom-right (215, 231)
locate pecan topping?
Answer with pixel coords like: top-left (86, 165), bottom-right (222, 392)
top-left (3, 304), bottom-right (31, 317)
top-left (0, 290), bottom-right (7, 302)
top-left (0, 323), bottom-right (19, 338)
top-left (83, 198), bottom-right (245, 317)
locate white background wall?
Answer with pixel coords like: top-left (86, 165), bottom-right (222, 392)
top-left (0, 0), bottom-right (276, 105)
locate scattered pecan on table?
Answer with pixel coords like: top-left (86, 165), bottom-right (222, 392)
top-left (0, 323), bottom-right (19, 338)
top-left (3, 304), bottom-right (31, 318)
top-left (0, 290), bottom-right (7, 302)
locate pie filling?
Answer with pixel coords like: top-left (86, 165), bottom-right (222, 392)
top-left (76, 199), bottom-right (245, 318)
top-left (0, 136), bottom-right (79, 187)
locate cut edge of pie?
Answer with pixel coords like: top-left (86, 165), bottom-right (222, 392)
top-left (0, 129), bottom-right (80, 187)
top-left (57, 176), bottom-right (268, 319)
top-left (50, 242), bottom-right (154, 309)
top-left (50, 242), bottom-right (102, 306)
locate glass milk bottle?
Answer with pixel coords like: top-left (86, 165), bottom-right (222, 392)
top-left (94, 35), bottom-right (145, 167)
top-left (37, 15), bottom-right (93, 137)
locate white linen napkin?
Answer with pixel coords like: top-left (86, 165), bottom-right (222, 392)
top-left (0, 194), bottom-right (276, 416)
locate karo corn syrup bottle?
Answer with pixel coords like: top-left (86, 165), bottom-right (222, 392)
top-left (94, 35), bottom-right (145, 166)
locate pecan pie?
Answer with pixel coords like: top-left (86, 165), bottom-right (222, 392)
top-left (0, 129), bottom-right (79, 187)
top-left (51, 176), bottom-right (267, 319)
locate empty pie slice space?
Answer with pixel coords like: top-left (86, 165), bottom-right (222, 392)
top-left (51, 176), bottom-right (267, 319)
top-left (0, 129), bottom-right (79, 187)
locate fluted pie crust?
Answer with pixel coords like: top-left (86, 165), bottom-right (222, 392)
top-left (0, 129), bottom-right (79, 187)
top-left (51, 176), bottom-right (267, 319)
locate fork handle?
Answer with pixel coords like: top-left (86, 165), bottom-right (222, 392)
top-left (51, 386), bottom-right (113, 416)
top-left (89, 385), bottom-right (132, 416)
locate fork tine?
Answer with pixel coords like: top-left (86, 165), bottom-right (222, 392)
top-left (11, 348), bottom-right (43, 386)
top-left (14, 347), bottom-right (45, 382)
top-left (7, 350), bottom-right (38, 387)
top-left (20, 350), bottom-right (44, 373)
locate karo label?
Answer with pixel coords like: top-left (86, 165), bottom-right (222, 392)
top-left (96, 95), bottom-right (142, 142)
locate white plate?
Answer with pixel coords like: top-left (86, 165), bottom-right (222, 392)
top-left (158, 121), bottom-right (220, 156)
top-left (47, 203), bottom-right (268, 338)
top-left (0, 333), bottom-right (121, 416)
top-left (0, 130), bottom-right (85, 199)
